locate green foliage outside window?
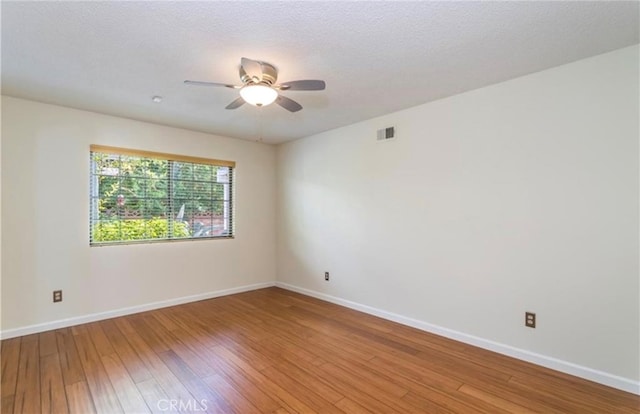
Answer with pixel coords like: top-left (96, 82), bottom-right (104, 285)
top-left (92, 218), bottom-right (190, 242)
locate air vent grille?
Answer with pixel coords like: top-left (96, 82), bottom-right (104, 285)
top-left (377, 126), bottom-right (395, 141)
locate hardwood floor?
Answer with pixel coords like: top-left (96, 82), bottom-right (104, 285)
top-left (1, 287), bottom-right (638, 413)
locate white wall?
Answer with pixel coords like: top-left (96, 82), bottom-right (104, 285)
top-left (276, 45), bottom-right (639, 384)
top-left (1, 96), bottom-right (277, 332)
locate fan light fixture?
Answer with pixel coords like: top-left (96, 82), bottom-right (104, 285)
top-left (240, 84), bottom-right (278, 106)
top-left (184, 57), bottom-right (326, 112)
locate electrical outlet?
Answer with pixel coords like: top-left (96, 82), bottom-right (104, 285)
top-left (324, 272), bottom-right (330, 281)
top-left (53, 290), bottom-right (63, 303)
top-left (525, 312), bottom-right (536, 328)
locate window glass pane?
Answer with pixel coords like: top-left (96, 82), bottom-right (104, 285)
top-left (145, 199), bottom-right (168, 218)
top-left (92, 220), bottom-right (121, 242)
top-left (173, 199), bottom-right (189, 218)
top-left (172, 180), bottom-right (193, 199)
top-left (120, 176), bottom-right (147, 198)
top-left (98, 196), bottom-right (120, 216)
top-left (193, 164), bottom-right (213, 182)
top-left (120, 218), bottom-right (147, 240)
top-left (147, 179), bottom-right (168, 198)
top-left (192, 181), bottom-right (213, 200)
top-left (90, 149), bottom-right (233, 245)
top-left (173, 162), bottom-right (193, 181)
top-left (145, 217), bottom-right (170, 239)
top-left (147, 159), bottom-right (168, 177)
top-left (119, 156), bottom-right (143, 177)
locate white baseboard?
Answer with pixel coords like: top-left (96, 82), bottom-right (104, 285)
top-left (0, 281), bottom-right (276, 340)
top-left (275, 281), bottom-right (640, 396)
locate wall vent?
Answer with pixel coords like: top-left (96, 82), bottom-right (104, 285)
top-left (377, 126), bottom-right (395, 141)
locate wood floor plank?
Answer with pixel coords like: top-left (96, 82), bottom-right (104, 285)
top-left (367, 357), bottom-right (509, 414)
top-left (165, 328), bottom-right (218, 378)
top-left (1, 337), bottom-right (21, 404)
top-left (115, 318), bottom-right (205, 408)
top-left (507, 375), bottom-right (638, 414)
top-left (150, 308), bottom-right (181, 332)
top-left (458, 384), bottom-right (538, 414)
top-left (86, 323), bottom-right (115, 358)
top-left (514, 367), bottom-right (640, 408)
top-left (328, 355), bottom-right (410, 399)
top-left (260, 365), bottom-right (336, 412)
top-left (224, 339), bottom-right (343, 410)
top-left (40, 353), bottom-right (69, 414)
top-left (56, 328), bottom-right (86, 386)
top-left (344, 318), bottom-right (513, 389)
top-left (306, 331), bottom-right (377, 362)
top-left (202, 374), bottom-right (262, 414)
top-left (160, 307), bottom-right (225, 349)
top-left (368, 354), bottom-right (463, 391)
top-left (352, 330), bottom-right (513, 391)
top-left (273, 360), bottom-right (344, 404)
top-left (264, 330), bottom-right (412, 406)
top-left (128, 315), bottom-right (174, 353)
top-left (334, 397), bottom-right (374, 414)
top-left (73, 329), bottom-right (123, 413)
top-left (315, 403), bottom-right (351, 414)
top-left (214, 307), bottom-right (274, 342)
top-left (100, 353), bottom-right (151, 413)
top-left (65, 381), bottom-right (96, 414)
top-left (12, 336), bottom-right (40, 414)
top-left (398, 391), bottom-right (458, 414)
top-left (70, 325), bottom-right (85, 336)
top-left (402, 390), bottom-right (488, 414)
top-left (101, 319), bottom-right (153, 384)
top-left (211, 345), bottom-right (317, 413)
top-left (258, 334), bottom-right (325, 367)
top-left (414, 347), bottom-right (513, 385)
top-left (286, 305), bottom-right (360, 339)
top-left (135, 378), bottom-right (169, 414)
top-left (38, 331), bottom-right (58, 358)
top-left (1, 287), bottom-right (638, 413)
top-left (1, 396), bottom-right (15, 414)
top-left (158, 349), bottom-right (231, 413)
top-left (196, 347), bottom-right (284, 413)
top-left (307, 362), bottom-right (405, 414)
top-left (318, 362), bottom-right (421, 413)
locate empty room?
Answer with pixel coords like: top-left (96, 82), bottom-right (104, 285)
top-left (1, 1), bottom-right (639, 413)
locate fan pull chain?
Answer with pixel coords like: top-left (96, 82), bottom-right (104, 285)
top-left (257, 106), bottom-right (264, 143)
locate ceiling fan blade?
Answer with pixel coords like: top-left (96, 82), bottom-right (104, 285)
top-left (241, 57), bottom-right (263, 83)
top-left (277, 80), bottom-right (326, 91)
top-left (184, 80), bottom-right (240, 89)
top-left (225, 97), bottom-right (245, 110)
top-left (276, 95), bottom-right (303, 112)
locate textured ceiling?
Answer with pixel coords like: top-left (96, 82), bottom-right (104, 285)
top-left (2, 1), bottom-right (638, 144)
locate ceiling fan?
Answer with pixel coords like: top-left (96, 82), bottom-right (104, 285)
top-left (184, 57), bottom-right (326, 113)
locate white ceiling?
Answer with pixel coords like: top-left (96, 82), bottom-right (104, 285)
top-left (2, 2), bottom-right (638, 144)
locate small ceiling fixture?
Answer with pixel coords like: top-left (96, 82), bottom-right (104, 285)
top-left (239, 84), bottom-right (278, 107)
top-left (152, 95), bottom-right (163, 103)
top-left (184, 57), bottom-right (326, 113)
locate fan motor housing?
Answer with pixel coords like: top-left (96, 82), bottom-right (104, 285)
top-left (240, 61), bottom-right (278, 85)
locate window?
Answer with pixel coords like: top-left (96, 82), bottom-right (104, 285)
top-left (90, 145), bottom-right (234, 245)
